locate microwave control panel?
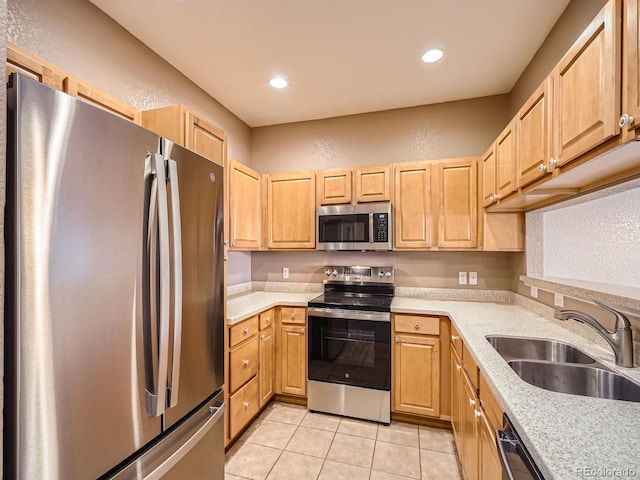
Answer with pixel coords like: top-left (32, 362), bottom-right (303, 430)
top-left (373, 213), bottom-right (389, 242)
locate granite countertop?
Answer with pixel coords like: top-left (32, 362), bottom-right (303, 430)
top-left (392, 297), bottom-right (640, 480)
top-left (226, 289), bottom-right (640, 479)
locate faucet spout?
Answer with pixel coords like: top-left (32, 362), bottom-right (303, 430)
top-left (555, 301), bottom-right (635, 368)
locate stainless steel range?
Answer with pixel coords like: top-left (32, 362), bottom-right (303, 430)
top-left (307, 266), bottom-right (394, 424)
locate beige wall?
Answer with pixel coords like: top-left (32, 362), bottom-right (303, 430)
top-left (252, 251), bottom-right (516, 290)
top-left (249, 95), bottom-right (509, 173)
top-left (507, 0), bottom-right (607, 117)
top-left (8, 0), bottom-right (251, 163)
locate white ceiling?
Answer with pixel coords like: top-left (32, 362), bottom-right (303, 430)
top-left (89, 0), bottom-right (570, 127)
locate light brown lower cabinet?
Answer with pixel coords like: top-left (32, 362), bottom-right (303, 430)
top-left (259, 326), bottom-right (274, 406)
top-left (278, 324), bottom-right (307, 396)
top-left (229, 376), bottom-right (259, 439)
top-left (478, 409), bottom-right (502, 480)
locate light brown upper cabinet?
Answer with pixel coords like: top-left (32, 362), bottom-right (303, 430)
top-left (551, 0), bottom-right (621, 167)
top-left (228, 159), bottom-right (262, 250)
top-left (317, 168), bottom-right (353, 205)
top-left (481, 146), bottom-right (496, 208)
top-left (142, 105), bottom-right (226, 166)
top-left (64, 75), bottom-right (141, 125)
top-left (622, 0), bottom-right (640, 142)
top-left (516, 78), bottom-right (553, 188)
top-left (495, 122), bottom-right (517, 199)
top-left (434, 158), bottom-right (478, 249)
top-left (7, 43), bottom-right (64, 90)
top-left (393, 162), bottom-right (433, 249)
top-left (266, 171), bottom-right (316, 249)
top-left (354, 165), bottom-right (391, 203)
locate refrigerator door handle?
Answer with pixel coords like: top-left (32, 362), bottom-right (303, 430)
top-left (167, 159), bottom-right (183, 408)
top-left (147, 153), bottom-right (171, 417)
top-left (143, 403), bottom-right (225, 480)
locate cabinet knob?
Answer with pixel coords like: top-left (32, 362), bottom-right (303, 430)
top-left (395, 336), bottom-right (400, 343)
top-left (300, 328), bottom-right (305, 334)
top-left (266, 317), bottom-right (271, 323)
top-left (346, 197), bottom-right (351, 203)
top-left (413, 323), bottom-right (420, 329)
top-left (438, 242), bottom-right (444, 248)
top-left (261, 334), bottom-right (266, 340)
top-left (243, 401), bottom-right (250, 408)
top-left (244, 327), bottom-right (250, 334)
top-left (474, 409), bottom-right (482, 418)
top-left (290, 313), bottom-right (296, 319)
top-left (548, 157), bottom-right (558, 168)
top-left (537, 163), bottom-right (547, 173)
top-left (426, 242), bottom-right (432, 248)
top-left (231, 242), bottom-right (236, 247)
top-left (224, 240), bottom-right (229, 246)
top-left (456, 364), bottom-right (462, 372)
top-left (469, 398), bottom-right (476, 407)
top-left (243, 359), bottom-right (250, 366)
top-left (620, 113), bottom-right (635, 128)
top-left (451, 335), bottom-right (459, 341)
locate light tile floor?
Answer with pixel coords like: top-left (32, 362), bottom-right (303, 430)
top-left (225, 402), bottom-right (462, 480)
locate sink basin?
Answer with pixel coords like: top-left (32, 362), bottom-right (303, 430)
top-left (508, 360), bottom-right (640, 403)
top-left (486, 335), bottom-right (596, 364)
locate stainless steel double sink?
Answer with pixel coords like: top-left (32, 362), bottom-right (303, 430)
top-left (486, 336), bottom-right (640, 403)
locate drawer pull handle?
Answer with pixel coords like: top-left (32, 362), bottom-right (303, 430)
top-left (266, 317), bottom-right (271, 323)
top-left (469, 398), bottom-right (476, 407)
top-left (456, 364), bottom-right (462, 372)
top-left (243, 359), bottom-right (250, 366)
top-left (395, 336), bottom-right (400, 343)
top-left (261, 334), bottom-right (266, 340)
top-left (244, 328), bottom-right (250, 334)
top-left (474, 409), bottom-right (482, 418)
top-left (290, 313), bottom-right (296, 319)
top-left (300, 328), bottom-right (305, 334)
top-left (451, 335), bottom-right (459, 341)
top-left (243, 402), bottom-right (250, 408)
top-left (413, 323), bottom-right (420, 329)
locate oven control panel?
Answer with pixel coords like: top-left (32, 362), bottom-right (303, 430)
top-left (322, 266), bottom-right (394, 284)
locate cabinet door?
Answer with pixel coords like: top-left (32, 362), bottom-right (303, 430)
top-left (552, 0), bottom-right (621, 166)
top-left (450, 347), bottom-right (463, 448)
top-left (266, 171), bottom-right (316, 249)
top-left (434, 158), bottom-right (477, 249)
top-left (393, 162), bottom-right (433, 249)
top-left (496, 121), bottom-right (517, 199)
top-left (622, 0), bottom-right (640, 141)
top-left (354, 165), bottom-right (391, 202)
top-left (481, 146), bottom-right (496, 207)
top-left (228, 159), bottom-right (262, 250)
top-left (393, 334), bottom-right (440, 417)
top-left (63, 76), bottom-right (141, 124)
top-left (279, 325), bottom-right (307, 396)
top-left (317, 168), bottom-right (353, 205)
top-left (185, 112), bottom-right (226, 166)
top-left (516, 78), bottom-right (552, 188)
top-left (461, 371), bottom-right (479, 480)
top-left (478, 410), bottom-right (501, 480)
top-left (259, 326), bottom-right (274, 407)
top-left (7, 43), bottom-right (64, 90)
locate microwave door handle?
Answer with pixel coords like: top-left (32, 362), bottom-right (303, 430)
top-left (369, 213), bottom-right (374, 243)
top-left (167, 159), bottom-right (183, 408)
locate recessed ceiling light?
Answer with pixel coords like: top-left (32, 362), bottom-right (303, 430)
top-left (270, 77), bottom-right (288, 89)
top-left (422, 49), bottom-right (444, 63)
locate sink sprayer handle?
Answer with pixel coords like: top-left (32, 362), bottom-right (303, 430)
top-left (592, 299), bottom-right (631, 331)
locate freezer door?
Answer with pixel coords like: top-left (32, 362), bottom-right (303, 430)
top-left (162, 140), bottom-right (225, 429)
top-left (6, 75), bottom-right (162, 479)
top-left (107, 390), bottom-right (225, 480)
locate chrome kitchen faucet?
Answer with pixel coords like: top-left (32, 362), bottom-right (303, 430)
top-left (555, 300), bottom-right (635, 368)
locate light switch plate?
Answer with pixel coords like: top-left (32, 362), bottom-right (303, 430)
top-left (282, 267), bottom-right (289, 279)
top-left (469, 272), bottom-right (478, 285)
top-left (458, 272), bottom-right (467, 285)
top-left (554, 293), bottom-right (564, 307)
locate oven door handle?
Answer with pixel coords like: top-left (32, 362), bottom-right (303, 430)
top-left (307, 307), bottom-right (390, 322)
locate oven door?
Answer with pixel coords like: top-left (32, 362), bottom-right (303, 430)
top-left (307, 308), bottom-right (391, 391)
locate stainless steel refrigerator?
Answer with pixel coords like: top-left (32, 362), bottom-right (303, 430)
top-left (5, 74), bottom-right (225, 479)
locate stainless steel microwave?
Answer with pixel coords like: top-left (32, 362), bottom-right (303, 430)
top-left (317, 203), bottom-right (392, 251)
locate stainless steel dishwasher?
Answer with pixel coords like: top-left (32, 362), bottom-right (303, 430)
top-left (497, 414), bottom-right (545, 480)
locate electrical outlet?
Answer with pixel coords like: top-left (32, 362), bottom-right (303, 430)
top-left (469, 272), bottom-right (478, 285)
top-left (554, 293), bottom-right (564, 307)
top-left (458, 272), bottom-right (468, 285)
top-left (282, 267), bottom-right (289, 279)
top-left (531, 286), bottom-right (538, 298)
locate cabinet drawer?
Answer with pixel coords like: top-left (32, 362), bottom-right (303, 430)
top-left (394, 314), bottom-right (439, 335)
top-left (229, 335), bottom-right (259, 393)
top-left (260, 308), bottom-right (275, 330)
top-left (450, 323), bottom-right (463, 356)
top-left (229, 376), bottom-right (260, 439)
top-left (463, 343), bottom-right (479, 390)
top-left (229, 316), bottom-right (259, 348)
top-left (281, 307), bottom-right (306, 324)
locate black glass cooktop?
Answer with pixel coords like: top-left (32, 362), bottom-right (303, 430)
top-left (308, 284), bottom-right (394, 312)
